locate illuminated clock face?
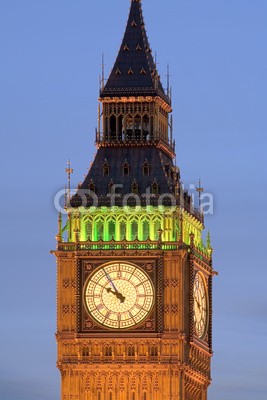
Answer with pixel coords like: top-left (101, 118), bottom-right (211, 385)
top-left (84, 263), bottom-right (154, 329)
top-left (193, 272), bottom-right (208, 339)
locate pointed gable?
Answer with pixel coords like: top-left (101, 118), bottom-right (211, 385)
top-left (100, 0), bottom-right (169, 104)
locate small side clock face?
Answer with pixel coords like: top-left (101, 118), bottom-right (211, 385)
top-left (193, 272), bottom-right (208, 339)
top-left (84, 263), bottom-right (154, 329)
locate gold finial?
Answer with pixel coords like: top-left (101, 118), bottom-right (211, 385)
top-left (65, 159), bottom-right (73, 206)
top-left (196, 178), bottom-right (204, 209)
top-left (55, 212), bottom-right (62, 243)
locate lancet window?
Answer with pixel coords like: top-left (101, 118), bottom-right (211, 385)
top-left (150, 346), bottom-right (158, 357)
top-left (82, 347), bottom-right (89, 357)
top-left (151, 181), bottom-right (159, 195)
top-left (128, 346), bottom-right (135, 357)
top-left (119, 220), bottom-right (126, 241)
top-left (123, 161), bottom-right (130, 176)
top-left (101, 100), bottom-right (169, 144)
top-left (143, 161), bottom-right (150, 176)
top-left (94, 219), bottom-right (104, 241)
top-left (108, 220), bottom-right (116, 240)
top-left (131, 220), bottom-right (138, 240)
top-left (131, 181), bottom-right (138, 194)
top-left (105, 346), bottom-right (112, 357)
top-left (86, 219), bottom-right (92, 241)
top-left (103, 161), bottom-right (109, 176)
top-left (142, 219), bottom-right (150, 240)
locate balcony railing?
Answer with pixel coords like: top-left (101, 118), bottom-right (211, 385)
top-left (57, 239), bottom-right (181, 252)
top-left (95, 130), bottom-right (175, 153)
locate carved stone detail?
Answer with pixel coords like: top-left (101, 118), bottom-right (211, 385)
top-left (62, 305), bottom-right (70, 315)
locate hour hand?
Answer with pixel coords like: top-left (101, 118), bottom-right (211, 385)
top-left (194, 296), bottom-right (201, 308)
top-left (106, 287), bottom-right (126, 303)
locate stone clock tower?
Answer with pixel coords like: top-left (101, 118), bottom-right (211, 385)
top-left (52, 1), bottom-right (215, 399)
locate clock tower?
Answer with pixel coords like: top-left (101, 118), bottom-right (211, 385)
top-left (52, 1), bottom-right (215, 399)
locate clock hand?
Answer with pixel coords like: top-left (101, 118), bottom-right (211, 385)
top-left (106, 287), bottom-right (126, 303)
top-left (103, 268), bottom-right (119, 293)
top-left (194, 295), bottom-right (201, 309)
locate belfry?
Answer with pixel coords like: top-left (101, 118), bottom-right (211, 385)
top-left (52, 1), bottom-right (215, 399)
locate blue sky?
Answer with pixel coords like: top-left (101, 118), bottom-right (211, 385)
top-left (1, 0), bottom-right (267, 399)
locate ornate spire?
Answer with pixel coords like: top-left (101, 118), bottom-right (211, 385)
top-left (100, 0), bottom-right (170, 104)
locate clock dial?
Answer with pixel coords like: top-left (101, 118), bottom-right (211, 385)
top-left (84, 263), bottom-right (154, 329)
top-left (193, 272), bottom-right (208, 339)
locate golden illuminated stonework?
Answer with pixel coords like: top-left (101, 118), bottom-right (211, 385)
top-left (52, 1), bottom-right (215, 399)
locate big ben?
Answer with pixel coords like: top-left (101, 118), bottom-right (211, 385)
top-left (52, 1), bottom-right (215, 399)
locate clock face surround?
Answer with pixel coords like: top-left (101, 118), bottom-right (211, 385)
top-left (84, 262), bottom-right (154, 330)
top-left (193, 272), bottom-right (208, 339)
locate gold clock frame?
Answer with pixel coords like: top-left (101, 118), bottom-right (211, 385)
top-left (193, 271), bottom-right (209, 340)
top-left (77, 257), bottom-right (164, 335)
top-left (83, 261), bottom-right (155, 330)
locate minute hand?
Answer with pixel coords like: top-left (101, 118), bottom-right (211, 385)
top-left (103, 269), bottom-right (119, 293)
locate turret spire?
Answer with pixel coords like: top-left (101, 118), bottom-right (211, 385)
top-left (100, 0), bottom-right (170, 104)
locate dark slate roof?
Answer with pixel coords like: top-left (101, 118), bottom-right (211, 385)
top-left (100, 0), bottom-right (170, 104)
top-left (71, 145), bottom-right (179, 207)
top-left (70, 144), bottom-right (203, 221)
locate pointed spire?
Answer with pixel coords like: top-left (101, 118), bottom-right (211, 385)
top-left (100, 0), bottom-right (170, 104)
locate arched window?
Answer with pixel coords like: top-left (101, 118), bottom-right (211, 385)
top-left (131, 221), bottom-right (138, 240)
top-left (108, 220), bottom-right (116, 240)
top-left (105, 117), bottom-right (108, 135)
top-left (150, 346), bottom-right (158, 356)
top-left (126, 115), bottom-right (133, 139)
top-left (143, 115), bottom-right (149, 140)
top-left (110, 115), bottom-right (116, 140)
top-left (123, 161), bottom-right (130, 176)
top-left (97, 392), bottom-right (101, 400)
top-left (132, 393), bottom-right (135, 400)
top-left (153, 219), bottom-right (161, 240)
top-left (109, 180), bottom-right (114, 193)
top-left (86, 220), bottom-right (92, 241)
top-left (119, 221), bottom-right (126, 240)
top-left (131, 181), bottom-right (138, 194)
top-left (151, 181), bottom-right (159, 195)
top-left (142, 219), bottom-right (149, 240)
top-left (118, 115), bottom-right (123, 140)
top-left (109, 393), bottom-right (113, 400)
top-left (82, 347), bottom-right (89, 357)
top-left (150, 116), bottom-right (154, 139)
top-left (105, 346), bottom-right (112, 357)
top-left (128, 346), bottom-right (135, 357)
top-left (103, 160), bottom-right (109, 176)
top-left (134, 115), bottom-right (141, 140)
top-left (144, 393), bottom-right (147, 400)
top-left (143, 161), bottom-right (150, 176)
top-left (95, 220), bottom-right (104, 241)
